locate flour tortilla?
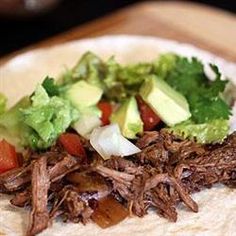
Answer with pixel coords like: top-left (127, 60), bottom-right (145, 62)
top-left (0, 35), bottom-right (236, 236)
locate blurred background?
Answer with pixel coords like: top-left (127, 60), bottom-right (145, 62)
top-left (0, 0), bottom-right (235, 57)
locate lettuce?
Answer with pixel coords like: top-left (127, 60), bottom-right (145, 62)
top-left (60, 52), bottom-right (105, 89)
top-left (21, 85), bottom-right (79, 149)
top-left (101, 57), bottom-right (154, 102)
top-left (169, 119), bottom-right (229, 144)
top-left (154, 53), bottom-right (177, 78)
top-left (42, 76), bottom-right (60, 97)
top-left (0, 97), bottom-right (31, 148)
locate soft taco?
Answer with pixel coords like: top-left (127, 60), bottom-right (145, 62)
top-left (0, 35), bottom-right (235, 236)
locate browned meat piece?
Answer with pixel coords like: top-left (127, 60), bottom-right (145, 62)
top-left (95, 165), bottom-right (135, 184)
top-left (136, 130), bottom-right (205, 169)
top-left (89, 152), bottom-right (104, 166)
top-left (175, 133), bottom-right (236, 192)
top-left (50, 187), bottom-right (93, 224)
top-left (144, 173), bottom-right (198, 212)
top-left (105, 156), bottom-right (137, 170)
top-left (146, 186), bottom-right (178, 222)
top-left (11, 189), bottom-right (31, 207)
top-left (0, 155), bottom-right (80, 193)
top-left (27, 156), bottom-right (50, 236)
top-left (136, 143), bottom-right (169, 169)
top-left (226, 171), bottom-right (236, 187)
top-left (64, 190), bottom-right (90, 223)
top-left (105, 156), bottom-right (142, 175)
top-left (0, 164), bottom-right (32, 192)
top-left (136, 131), bottom-right (160, 149)
top-left (49, 155), bottom-right (80, 182)
top-left (66, 171), bottom-right (111, 200)
top-left (31, 146), bottom-right (66, 164)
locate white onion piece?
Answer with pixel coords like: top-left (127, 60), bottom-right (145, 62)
top-left (73, 115), bottom-right (102, 139)
top-left (230, 101), bottom-right (236, 132)
top-left (90, 123), bottom-right (141, 160)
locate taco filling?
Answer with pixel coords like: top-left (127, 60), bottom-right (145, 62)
top-left (0, 52), bottom-right (235, 236)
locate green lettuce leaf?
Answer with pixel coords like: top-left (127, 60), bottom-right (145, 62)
top-left (21, 85), bottom-right (79, 149)
top-left (169, 119), bottom-right (229, 144)
top-left (103, 57), bottom-right (154, 102)
top-left (0, 97), bottom-right (31, 148)
top-left (42, 76), bottom-right (60, 97)
top-left (60, 51), bottom-right (105, 89)
top-left (154, 53), bottom-right (177, 78)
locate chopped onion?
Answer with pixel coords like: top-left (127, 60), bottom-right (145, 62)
top-left (90, 124), bottom-right (141, 160)
top-left (230, 101), bottom-right (236, 132)
top-left (73, 115), bottom-right (101, 139)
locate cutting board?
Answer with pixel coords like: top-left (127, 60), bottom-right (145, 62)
top-left (1, 1), bottom-right (236, 64)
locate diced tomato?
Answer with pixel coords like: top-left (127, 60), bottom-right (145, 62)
top-left (136, 95), bottom-right (161, 131)
top-left (97, 102), bottom-right (113, 125)
top-left (58, 133), bottom-right (87, 159)
top-left (0, 139), bottom-right (19, 174)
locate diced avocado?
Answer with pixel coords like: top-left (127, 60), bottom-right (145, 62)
top-left (110, 96), bottom-right (143, 139)
top-left (65, 80), bottom-right (103, 109)
top-left (140, 76), bottom-right (191, 126)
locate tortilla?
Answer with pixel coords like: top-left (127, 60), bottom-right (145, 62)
top-left (0, 35), bottom-right (236, 236)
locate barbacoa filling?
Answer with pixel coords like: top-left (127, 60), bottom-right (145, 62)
top-left (0, 130), bottom-right (236, 236)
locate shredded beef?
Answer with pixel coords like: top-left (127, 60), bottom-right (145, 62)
top-left (0, 154), bottom-right (80, 193)
top-left (66, 171), bottom-right (112, 200)
top-left (0, 164), bottom-right (32, 192)
top-left (144, 173), bottom-right (198, 212)
top-left (146, 186), bottom-right (178, 222)
top-left (11, 188), bottom-right (31, 207)
top-left (49, 155), bottom-right (80, 182)
top-left (0, 130), bottom-right (235, 235)
top-left (27, 156), bottom-right (50, 236)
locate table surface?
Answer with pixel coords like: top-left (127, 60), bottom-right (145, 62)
top-left (1, 1), bottom-right (236, 65)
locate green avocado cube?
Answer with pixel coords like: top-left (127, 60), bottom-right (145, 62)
top-left (140, 76), bottom-right (191, 126)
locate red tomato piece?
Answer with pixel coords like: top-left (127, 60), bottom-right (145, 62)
top-left (97, 102), bottom-right (112, 125)
top-left (59, 133), bottom-right (87, 159)
top-left (0, 139), bottom-right (19, 174)
top-left (136, 95), bottom-right (161, 131)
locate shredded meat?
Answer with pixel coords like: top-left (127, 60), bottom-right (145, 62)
top-left (95, 165), bottom-right (135, 183)
top-left (11, 188), bottom-right (31, 207)
top-left (0, 164), bottom-right (32, 192)
top-left (0, 130), bottom-right (235, 235)
top-left (27, 156), bottom-right (50, 236)
top-left (49, 155), bottom-right (80, 182)
top-left (0, 155), bottom-right (80, 193)
top-left (144, 173), bottom-right (198, 212)
top-left (146, 185), bottom-right (178, 222)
